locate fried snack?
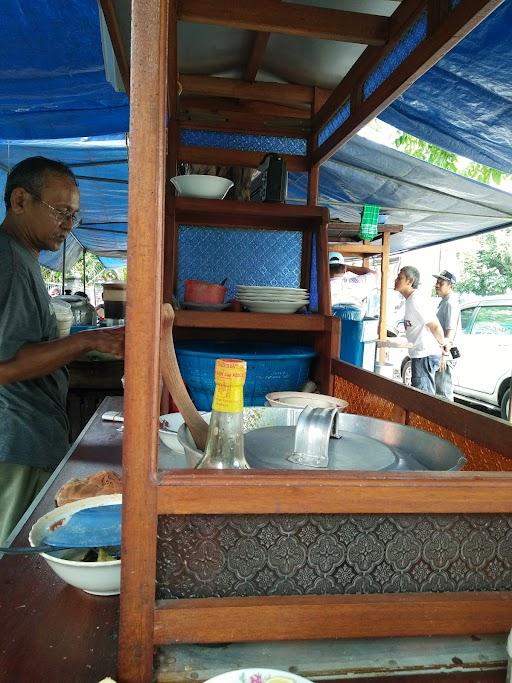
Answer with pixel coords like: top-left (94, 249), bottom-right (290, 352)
top-left (55, 470), bottom-right (122, 507)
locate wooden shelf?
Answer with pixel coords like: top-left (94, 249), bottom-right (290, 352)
top-left (175, 197), bottom-right (329, 229)
top-left (328, 222), bottom-right (403, 239)
top-left (175, 310), bottom-right (329, 330)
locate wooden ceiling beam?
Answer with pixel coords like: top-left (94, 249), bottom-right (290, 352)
top-left (98, 0), bottom-right (131, 95)
top-left (180, 96), bottom-right (310, 120)
top-left (312, 0), bottom-right (503, 166)
top-left (178, 0), bottom-right (389, 45)
top-left (180, 119), bottom-right (309, 136)
top-left (244, 32), bottom-right (271, 82)
top-left (178, 145), bottom-right (308, 171)
top-left (180, 74), bottom-right (329, 106)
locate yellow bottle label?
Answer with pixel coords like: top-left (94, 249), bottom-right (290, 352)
top-left (212, 359), bottom-right (246, 412)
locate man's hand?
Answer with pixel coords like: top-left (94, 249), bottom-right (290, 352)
top-left (0, 326), bottom-right (125, 385)
top-left (82, 327), bottom-right (125, 357)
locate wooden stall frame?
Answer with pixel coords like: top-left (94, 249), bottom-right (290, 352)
top-left (116, 0), bottom-right (511, 680)
top-left (150, 360), bottom-right (512, 646)
top-left (117, 1), bottom-right (168, 681)
top-left (328, 225), bottom-right (400, 357)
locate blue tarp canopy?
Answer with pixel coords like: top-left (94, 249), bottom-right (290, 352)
top-left (0, 1), bottom-right (511, 269)
top-left (0, 136), bottom-right (128, 270)
top-left (1, 134), bottom-right (511, 270)
top-left (0, 1), bottom-right (511, 174)
top-left (0, 1), bottom-right (129, 139)
top-left (379, 1), bottom-right (512, 174)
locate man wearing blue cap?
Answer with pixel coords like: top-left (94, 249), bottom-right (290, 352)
top-left (329, 251), bottom-right (376, 314)
top-left (433, 270), bottom-right (460, 401)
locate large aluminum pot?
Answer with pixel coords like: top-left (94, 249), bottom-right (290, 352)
top-left (177, 407), bottom-right (466, 471)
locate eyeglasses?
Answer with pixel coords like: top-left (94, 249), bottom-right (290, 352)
top-left (28, 192), bottom-right (81, 229)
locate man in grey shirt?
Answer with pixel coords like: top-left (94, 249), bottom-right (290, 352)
top-left (0, 156), bottom-right (125, 542)
top-left (433, 270), bottom-right (460, 401)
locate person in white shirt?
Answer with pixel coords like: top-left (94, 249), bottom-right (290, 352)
top-left (394, 266), bottom-right (448, 395)
top-left (329, 251), bottom-right (377, 315)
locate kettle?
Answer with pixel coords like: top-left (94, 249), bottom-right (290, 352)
top-left (54, 295), bottom-right (97, 326)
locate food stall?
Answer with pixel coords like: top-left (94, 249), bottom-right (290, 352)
top-left (109, 0), bottom-right (512, 680)
top-left (2, 1), bottom-right (512, 682)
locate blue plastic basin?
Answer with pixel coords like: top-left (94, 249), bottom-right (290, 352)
top-left (175, 341), bottom-right (317, 410)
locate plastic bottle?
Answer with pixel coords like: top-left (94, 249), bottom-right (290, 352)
top-left (196, 358), bottom-right (250, 469)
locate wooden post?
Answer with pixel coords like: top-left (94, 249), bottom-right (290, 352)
top-left (163, 0), bottom-right (179, 305)
top-left (508, 368), bottom-right (512, 423)
top-left (378, 232), bottom-right (390, 364)
top-left (117, 0), bottom-right (169, 681)
top-left (303, 88), bottom-right (320, 293)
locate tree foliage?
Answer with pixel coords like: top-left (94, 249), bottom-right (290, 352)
top-left (394, 133), bottom-right (510, 185)
top-left (456, 231), bottom-right (512, 296)
top-left (394, 133), bottom-right (458, 172)
top-left (40, 251), bottom-right (125, 289)
top-left (394, 132), bottom-right (512, 296)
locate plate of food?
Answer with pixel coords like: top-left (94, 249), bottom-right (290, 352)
top-left (204, 669), bottom-right (313, 683)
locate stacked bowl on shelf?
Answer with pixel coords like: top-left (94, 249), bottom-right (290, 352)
top-left (236, 285), bottom-right (309, 314)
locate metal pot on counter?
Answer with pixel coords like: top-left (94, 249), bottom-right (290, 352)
top-left (54, 295), bottom-right (97, 326)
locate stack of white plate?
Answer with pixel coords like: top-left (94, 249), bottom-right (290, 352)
top-left (236, 285), bottom-right (309, 314)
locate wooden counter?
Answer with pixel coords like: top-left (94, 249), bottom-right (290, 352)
top-left (0, 396), bottom-right (123, 683)
top-left (67, 357), bottom-right (124, 441)
top-left (0, 396), bottom-right (509, 682)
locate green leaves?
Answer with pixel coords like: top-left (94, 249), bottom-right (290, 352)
top-left (393, 133), bottom-right (510, 185)
top-left (393, 132), bottom-right (512, 297)
top-left (457, 231), bottom-right (512, 296)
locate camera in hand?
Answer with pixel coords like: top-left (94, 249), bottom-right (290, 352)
top-left (450, 346), bottom-right (461, 359)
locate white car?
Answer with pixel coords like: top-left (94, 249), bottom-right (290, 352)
top-left (399, 295), bottom-right (512, 419)
top-left (453, 296), bottom-right (511, 419)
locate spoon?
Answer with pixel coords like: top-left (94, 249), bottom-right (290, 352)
top-left (160, 303), bottom-right (209, 451)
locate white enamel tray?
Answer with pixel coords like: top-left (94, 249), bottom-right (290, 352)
top-left (204, 669), bottom-right (313, 683)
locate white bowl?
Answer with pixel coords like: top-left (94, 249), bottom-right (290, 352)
top-left (159, 412), bottom-right (207, 451)
top-left (242, 301), bottom-right (307, 314)
top-left (159, 413), bottom-right (186, 451)
top-left (170, 174), bottom-right (234, 199)
top-left (29, 494), bottom-right (122, 596)
top-left (265, 391), bottom-right (348, 411)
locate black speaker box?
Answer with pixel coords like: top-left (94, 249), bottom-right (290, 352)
top-left (250, 154), bottom-right (288, 203)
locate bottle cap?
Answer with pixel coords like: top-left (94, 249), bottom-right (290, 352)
top-left (214, 358), bottom-right (246, 385)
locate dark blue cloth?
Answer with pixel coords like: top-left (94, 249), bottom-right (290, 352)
top-left (380, 2), bottom-right (512, 174)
